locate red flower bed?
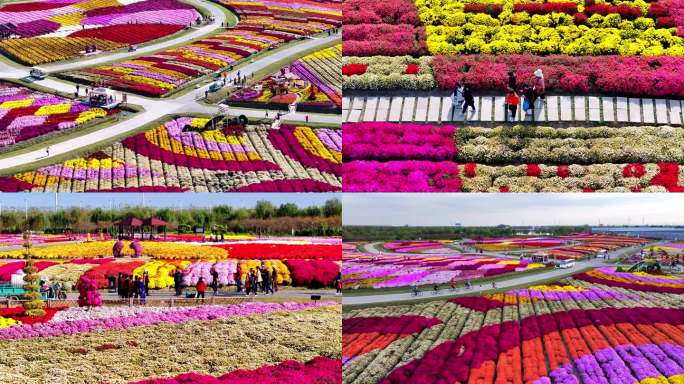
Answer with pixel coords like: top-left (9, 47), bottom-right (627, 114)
top-left (342, 64), bottom-right (368, 76)
top-left (343, 24), bottom-right (428, 57)
top-left (584, 3), bottom-right (643, 19)
top-left (344, 315), bottom-right (442, 334)
top-left (209, 243), bottom-right (340, 261)
top-left (68, 24), bottom-right (185, 45)
top-left (431, 54), bottom-right (684, 98)
top-left (0, 307), bottom-right (65, 325)
top-left (650, 163), bottom-right (684, 192)
top-left (512, 2), bottom-right (577, 15)
top-left (0, 261), bottom-right (58, 281)
top-left (464, 3), bottom-right (503, 16)
top-left (81, 261), bottom-right (146, 288)
top-left (130, 357), bottom-right (341, 384)
top-left (0, 1), bottom-right (73, 12)
top-left (284, 260), bottom-right (339, 287)
top-left (405, 63), bottom-right (420, 74)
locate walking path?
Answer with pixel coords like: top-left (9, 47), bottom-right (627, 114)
top-left (343, 242), bottom-right (654, 306)
top-left (0, 11), bottom-right (341, 171)
top-left (342, 94), bottom-right (684, 125)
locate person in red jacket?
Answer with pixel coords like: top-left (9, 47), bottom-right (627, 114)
top-left (505, 89), bottom-right (520, 122)
top-left (196, 277), bottom-right (206, 299)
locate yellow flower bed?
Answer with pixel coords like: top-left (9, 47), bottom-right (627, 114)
top-left (293, 126), bottom-right (342, 164)
top-left (132, 260), bottom-right (191, 288)
top-left (528, 284), bottom-right (586, 292)
top-left (0, 241), bottom-right (228, 260)
top-left (36, 103), bottom-right (72, 116)
top-left (416, 0), bottom-right (684, 56)
top-left (239, 260), bottom-right (291, 284)
top-left (0, 37), bottom-right (125, 65)
top-left (0, 316), bottom-right (20, 328)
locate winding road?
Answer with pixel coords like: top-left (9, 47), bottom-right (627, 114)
top-left (343, 242), bottom-right (659, 306)
top-left (0, 0), bottom-right (341, 172)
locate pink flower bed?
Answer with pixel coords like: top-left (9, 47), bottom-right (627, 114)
top-left (342, 0), bottom-right (427, 56)
top-left (0, 301), bottom-right (334, 340)
top-left (343, 123), bottom-right (457, 161)
top-left (343, 161), bottom-right (461, 192)
top-left (284, 260), bottom-right (339, 287)
top-left (432, 54), bottom-right (684, 98)
top-left (129, 356), bottom-right (341, 384)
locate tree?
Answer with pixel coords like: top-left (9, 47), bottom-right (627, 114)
top-left (255, 200), bottom-right (276, 219)
top-left (323, 199), bottom-right (342, 217)
top-left (277, 203), bottom-right (300, 217)
top-left (21, 231), bottom-right (45, 317)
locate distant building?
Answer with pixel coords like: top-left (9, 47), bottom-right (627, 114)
top-left (591, 226), bottom-right (684, 241)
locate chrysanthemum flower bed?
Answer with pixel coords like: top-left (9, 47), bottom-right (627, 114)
top-left (343, 271), bottom-right (684, 384)
top-left (0, 302), bottom-right (341, 384)
top-left (59, 0), bottom-right (342, 97)
top-left (227, 44), bottom-right (342, 112)
top-left (0, 81), bottom-right (115, 148)
top-left (0, 0), bottom-right (199, 65)
top-left (342, 122), bottom-right (684, 192)
top-left (342, 249), bottom-right (547, 289)
top-left (0, 117), bottom-right (341, 192)
top-left (342, 0), bottom-right (684, 98)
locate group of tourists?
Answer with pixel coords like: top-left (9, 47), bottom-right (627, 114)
top-left (452, 69), bottom-right (546, 121)
top-left (114, 271), bottom-right (150, 304)
top-left (239, 264), bottom-right (278, 296)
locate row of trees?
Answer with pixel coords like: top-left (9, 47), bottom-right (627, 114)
top-left (0, 199), bottom-right (341, 236)
top-left (343, 225), bottom-right (592, 241)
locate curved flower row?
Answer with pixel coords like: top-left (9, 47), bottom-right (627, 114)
top-left (0, 301), bottom-right (335, 340)
top-left (0, 117), bottom-right (341, 192)
top-left (343, 250), bottom-right (545, 289)
top-left (227, 44), bottom-right (342, 111)
top-left (0, 81), bottom-right (114, 148)
top-left (574, 267), bottom-right (684, 293)
top-left (60, 0), bottom-right (342, 96)
top-left (0, 0), bottom-right (199, 65)
top-left (343, 275), bottom-right (684, 384)
top-left (128, 356), bottom-right (341, 384)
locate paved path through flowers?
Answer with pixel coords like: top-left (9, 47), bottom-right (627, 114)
top-left (0, 23), bottom-right (341, 171)
top-left (343, 242), bottom-right (658, 305)
top-left (343, 94), bottom-right (684, 126)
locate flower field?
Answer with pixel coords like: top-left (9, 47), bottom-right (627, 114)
top-left (343, 270), bottom-right (684, 384)
top-left (0, 0), bottom-right (199, 65)
top-left (343, 122), bottom-right (460, 192)
top-left (59, 0), bottom-right (342, 97)
top-left (227, 44), bottom-right (342, 113)
top-left (342, 249), bottom-right (546, 289)
top-left (466, 233), bottom-right (648, 255)
top-left (0, 238), bottom-right (341, 288)
top-left (0, 301), bottom-right (341, 383)
top-left (0, 81), bottom-right (115, 148)
top-left (0, 116), bottom-right (341, 192)
top-left (342, 0), bottom-right (684, 97)
top-left (384, 240), bottom-right (454, 253)
top-left (343, 122), bottom-right (684, 192)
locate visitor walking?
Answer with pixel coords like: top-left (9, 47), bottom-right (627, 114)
top-left (522, 84), bottom-right (536, 116)
top-left (45, 146), bottom-right (50, 157)
top-left (508, 71), bottom-right (517, 91)
top-left (461, 84), bottom-right (475, 115)
top-left (132, 276), bottom-right (139, 299)
top-left (256, 267), bottom-right (264, 293)
top-left (249, 270), bottom-right (258, 296)
top-left (236, 264), bottom-right (243, 292)
top-left (138, 277), bottom-right (146, 305)
top-left (143, 270), bottom-right (149, 295)
top-left (173, 269), bottom-right (182, 296)
top-left (211, 268), bottom-right (219, 295)
top-left (196, 277), bottom-right (206, 299)
top-left (505, 89), bottom-right (519, 121)
top-left (451, 82), bottom-right (464, 117)
top-left (533, 69), bottom-right (545, 106)
top-left (271, 267), bottom-right (278, 292)
top-left (244, 272), bottom-right (251, 296)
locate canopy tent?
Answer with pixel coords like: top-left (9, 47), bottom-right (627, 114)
top-left (142, 217), bottom-right (168, 240)
top-left (114, 217), bottom-right (143, 239)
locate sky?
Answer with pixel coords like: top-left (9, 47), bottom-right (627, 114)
top-left (343, 193), bottom-right (684, 227)
top-left (0, 193), bottom-right (339, 210)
